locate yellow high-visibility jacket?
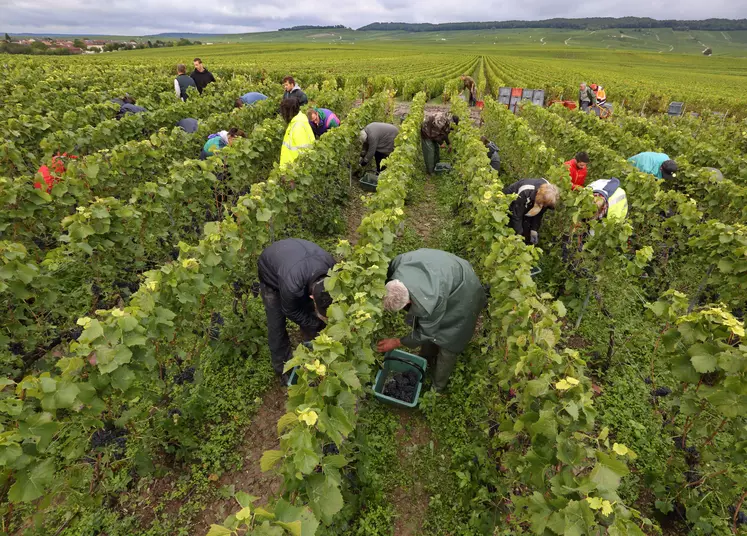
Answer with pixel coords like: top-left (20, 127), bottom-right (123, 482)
top-left (280, 112), bottom-right (315, 169)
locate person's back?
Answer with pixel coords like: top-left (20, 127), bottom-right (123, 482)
top-left (421, 113), bottom-right (452, 143)
top-left (280, 108), bottom-right (315, 169)
top-left (628, 152), bottom-right (670, 178)
top-left (240, 92), bottom-right (267, 106)
top-left (175, 63), bottom-right (197, 101)
top-left (117, 103), bottom-right (147, 120)
top-left (201, 131), bottom-right (228, 159)
top-left (589, 178), bottom-right (628, 221)
top-left (177, 118), bottom-right (199, 133)
top-left (258, 239), bottom-right (335, 293)
top-left (365, 122), bottom-right (400, 152)
top-left (388, 248), bottom-right (485, 354)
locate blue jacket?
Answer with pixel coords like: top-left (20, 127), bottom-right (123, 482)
top-left (628, 152), bottom-right (670, 179)
top-left (240, 92), bottom-right (268, 105)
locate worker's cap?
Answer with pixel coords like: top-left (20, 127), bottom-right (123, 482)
top-left (526, 204), bottom-right (543, 217)
top-left (383, 280), bottom-right (410, 311)
top-left (661, 160), bottom-right (678, 179)
top-left (527, 182), bottom-right (560, 216)
top-left (359, 130), bottom-right (368, 143)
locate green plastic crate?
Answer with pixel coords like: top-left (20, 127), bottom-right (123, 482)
top-left (359, 172), bottom-right (379, 192)
top-left (286, 341), bottom-right (313, 387)
top-left (373, 350), bottom-right (427, 409)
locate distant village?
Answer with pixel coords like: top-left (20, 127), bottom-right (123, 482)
top-left (1, 34), bottom-right (209, 55)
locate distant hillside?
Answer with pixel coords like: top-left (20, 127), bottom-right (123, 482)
top-left (359, 18), bottom-right (747, 32)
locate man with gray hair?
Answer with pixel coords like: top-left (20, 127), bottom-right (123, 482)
top-left (360, 122), bottom-right (400, 173)
top-left (377, 248), bottom-right (486, 392)
top-left (578, 82), bottom-right (597, 112)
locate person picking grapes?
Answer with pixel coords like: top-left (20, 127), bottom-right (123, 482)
top-left (503, 178), bottom-right (560, 245)
top-left (257, 239), bottom-right (335, 385)
top-left (377, 249), bottom-right (486, 393)
top-left (627, 151), bottom-right (678, 180)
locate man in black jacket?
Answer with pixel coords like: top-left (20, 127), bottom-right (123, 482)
top-left (282, 76), bottom-right (309, 106)
top-left (191, 58), bottom-right (216, 94)
top-left (503, 179), bottom-right (559, 245)
top-left (257, 239), bottom-right (335, 383)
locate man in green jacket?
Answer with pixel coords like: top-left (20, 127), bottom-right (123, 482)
top-left (377, 249), bottom-right (486, 392)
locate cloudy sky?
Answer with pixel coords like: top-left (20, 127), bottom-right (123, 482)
top-left (1, 0), bottom-right (744, 36)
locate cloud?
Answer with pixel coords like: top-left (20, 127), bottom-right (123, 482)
top-left (1, 0), bottom-right (744, 35)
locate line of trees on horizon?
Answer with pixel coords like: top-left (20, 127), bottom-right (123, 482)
top-left (357, 17), bottom-right (747, 32)
top-left (277, 25), bottom-right (348, 31)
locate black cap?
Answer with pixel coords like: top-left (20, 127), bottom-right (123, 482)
top-left (661, 159), bottom-right (678, 179)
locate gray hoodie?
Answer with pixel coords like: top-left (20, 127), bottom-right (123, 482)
top-left (361, 122), bottom-right (400, 164)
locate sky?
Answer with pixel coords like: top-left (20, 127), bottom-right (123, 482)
top-left (2, 0), bottom-right (745, 36)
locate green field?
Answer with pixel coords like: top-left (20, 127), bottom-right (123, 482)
top-left (1, 35), bottom-right (747, 536)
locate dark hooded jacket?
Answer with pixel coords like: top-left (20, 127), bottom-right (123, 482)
top-left (503, 178), bottom-right (551, 237)
top-left (257, 239), bottom-right (335, 331)
top-left (386, 249), bottom-right (486, 354)
top-left (283, 85), bottom-right (309, 106)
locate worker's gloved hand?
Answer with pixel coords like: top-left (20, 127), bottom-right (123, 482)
top-left (529, 231), bottom-right (539, 245)
top-left (359, 158), bottom-right (367, 168)
top-left (376, 338), bottom-right (401, 353)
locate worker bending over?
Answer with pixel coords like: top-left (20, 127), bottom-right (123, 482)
top-left (307, 107), bottom-right (340, 138)
top-left (503, 178), bottom-right (560, 245)
top-left (377, 249), bottom-right (486, 392)
top-left (235, 92), bottom-right (267, 108)
top-left (628, 152), bottom-right (678, 180)
top-left (257, 239), bottom-right (335, 384)
top-left (421, 113), bottom-right (458, 175)
top-left (360, 122), bottom-right (400, 173)
top-left (589, 178), bottom-right (628, 221)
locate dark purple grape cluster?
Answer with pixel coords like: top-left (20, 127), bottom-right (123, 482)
top-left (653, 386), bottom-right (672, 397)
top-left (114, 280), bottom-right (139, 293)
top-left (90, 426), bottom-right (128, 460)
top-left (250, 281), bottom-right (261, 298)
top-left (62, 326), bottom-right (83, 341)
top-left (382, 370), bottom-right (419, 403)
top-left (209, 312), bottom-right (224, 340)
top-left (167, 408), bottom-right (182, 418)
top-left (8, 342), bottom-right (24, 356)
top-left (728, 506), bottom-right (747, 526)
top-left (323, 443), bottom-right (339, 455)
top-left (173, 366), bottom-right (195, 385)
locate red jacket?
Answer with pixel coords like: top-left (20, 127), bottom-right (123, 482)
top-left (565, 159), bottom-right (587, 190)
top-left (34, 154), bottom-right (77, 193)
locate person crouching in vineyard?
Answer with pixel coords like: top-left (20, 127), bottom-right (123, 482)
top-left (359, 122), bottom-right (400, 173)
top-left (503, 178), bottom-right (560, 245)
top-left (377, 249), bottom-right (486, 392)
top-left (564, 151), bottom-right (589, 189)
top-left (460, 74), bottom-right (477, 106)
top-left (199, 128), bottom-right (246, 160)
top-left (421, 113), bottom-right (458, 176)
top-left (627, 152), bottom-right (678, 181)
top-left (279, 98), bottom-right (315, 169)
top-left (34, 153), bottom-right (77, 193)
top-left (235, 91), bottom-right (267, 108)
top-left (589, 178), bottom-right (628, 221)
top-left (481, 136), bottom-right (501, 172)
top-left (307, 107), bottom-right (340, 138)
top-left (257, 239), bottom-right (335, 385)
